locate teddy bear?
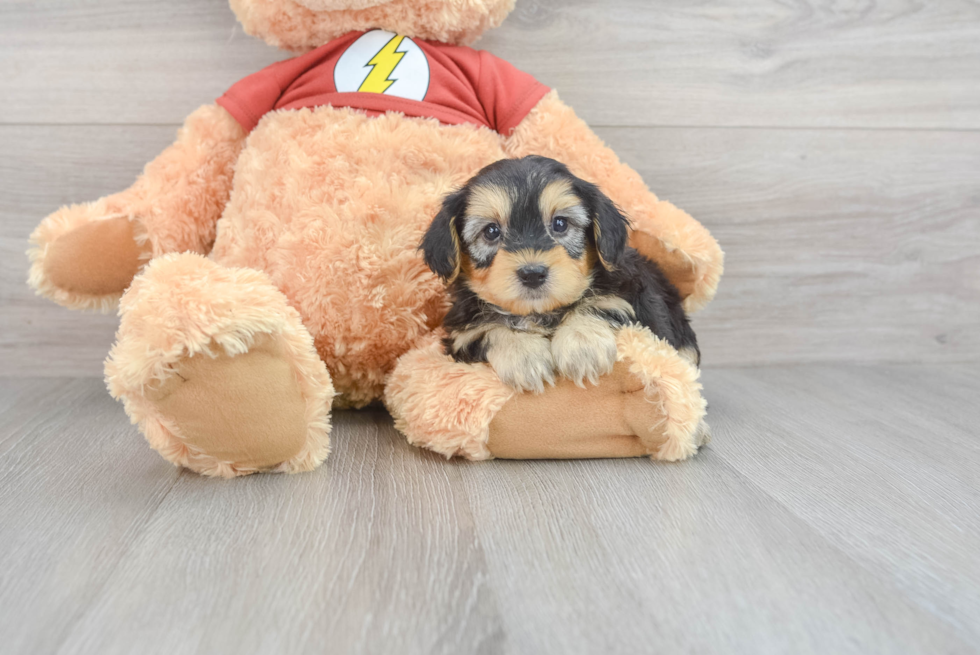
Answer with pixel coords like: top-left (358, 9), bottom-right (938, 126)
top-left (28, 0), bottom-right (724, 477)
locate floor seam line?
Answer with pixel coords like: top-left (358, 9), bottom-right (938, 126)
top-left (51, 468), bottom-right (185, 655)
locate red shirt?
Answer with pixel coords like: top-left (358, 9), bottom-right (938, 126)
top-left (217, 30), bottom-right (549, 135)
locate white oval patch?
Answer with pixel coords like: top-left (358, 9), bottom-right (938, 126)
top-left (334, 30), bottom-right (430, 102)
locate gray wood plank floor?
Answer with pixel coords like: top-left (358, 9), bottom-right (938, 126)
top-left (1, 367), bottom-right (977, 655)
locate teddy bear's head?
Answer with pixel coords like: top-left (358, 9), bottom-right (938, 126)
top-left (230, 0), bottom-right (516, 51)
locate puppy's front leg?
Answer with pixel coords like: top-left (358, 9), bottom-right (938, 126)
top-left (552, 296), bottom-right (634, 387)
top-left (485, 327), bottom-right (555, 393)
top-left (449, 324), bottom-right (555, 393)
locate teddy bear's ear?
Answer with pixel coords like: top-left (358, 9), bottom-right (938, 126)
top-left (575, 179), bottom-right (630, 271)
top-left (421, 189), bottom-right (468, 282)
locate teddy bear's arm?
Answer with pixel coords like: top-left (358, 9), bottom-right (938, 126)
top-left (503, 90), bottom-right (723, 313)
top-left (29, 104), bottom-right (247, 311)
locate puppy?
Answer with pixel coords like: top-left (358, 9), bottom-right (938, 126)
top-left (421, 156), bottom-right (700, 393)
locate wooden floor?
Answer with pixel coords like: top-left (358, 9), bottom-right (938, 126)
top-left (1, 366), bottom-right (978, 654)
top-left (2, 1), bottom-right (979, 653)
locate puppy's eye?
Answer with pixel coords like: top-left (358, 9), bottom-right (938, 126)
top-left (482, 224), bottom-right (501, 241)
top-left (552, 216), bottom-right (568, 233)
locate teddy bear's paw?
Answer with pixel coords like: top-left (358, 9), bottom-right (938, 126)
top-left (486, 330), bottom-right (555, 394)
top-left (694, 420), bottom-right (712, 447)
top-left (105, 253), bottom-right (334, 477)
top-left (29, 208), bottom-right (151, 311)
top-left (143, 333), bottom-right (314, 476)
top-left (651, 417), bottom-right (708, 462)
top-left (551, 316), bottom-right (618, 387)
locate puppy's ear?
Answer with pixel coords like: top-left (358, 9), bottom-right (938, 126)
top-left (421, 188), bottom-right (467, 281)
top-left (577, 180), bottom-right (630, 270)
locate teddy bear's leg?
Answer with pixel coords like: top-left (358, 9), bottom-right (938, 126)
top-left (105, 253), bottom-right (335, 478)
top-left (29, 105), bottom-right (246, 311)
top-left (385, 326), bottom-right (708, 462)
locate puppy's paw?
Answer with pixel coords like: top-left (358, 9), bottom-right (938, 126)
top-left (551, 316), bottom-right (618, 387)
top-left (486, 330), bottom-right (555, 394)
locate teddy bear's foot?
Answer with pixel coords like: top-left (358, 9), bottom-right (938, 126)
top-left (105, 253), bottom-right (335, 478)
top-left (28, 201), bottom-right (152, 311)
top-left (141, 333), bottom-right (314, 474)
top-left (385, 325), bottom-right (707, 462)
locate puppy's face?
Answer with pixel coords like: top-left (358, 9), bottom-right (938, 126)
top-left (422, 157), bottom-right (630, 315)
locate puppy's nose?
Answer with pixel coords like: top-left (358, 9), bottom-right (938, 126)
top-left (517, 265), bottom-right (549, 289)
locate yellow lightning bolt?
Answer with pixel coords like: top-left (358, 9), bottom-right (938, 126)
top-left (358, 35), bottom-right (406, 94)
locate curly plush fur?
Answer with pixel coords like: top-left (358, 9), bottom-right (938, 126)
top-left (27, 0), bottom-right (722, 474)
top-left (212, 107), bottom-right (507, 406)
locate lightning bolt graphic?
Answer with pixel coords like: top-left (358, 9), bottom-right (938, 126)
top-left (358, 35), bottom-right (407, 94)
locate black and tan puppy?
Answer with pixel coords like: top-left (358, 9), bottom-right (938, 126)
top-left (421, 156), bottom-right (699, 393)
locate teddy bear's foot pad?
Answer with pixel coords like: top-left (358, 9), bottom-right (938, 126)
top-left (105, 253), bottom-right (335, 477)
top-left (145, 333), bottom-right (309, 472)
top-left (30, 206), bottom-right (152, 310)
top-left (487, 363), bottom-right (656, 459)
top-left (42, 216), bottom-right (147, 297)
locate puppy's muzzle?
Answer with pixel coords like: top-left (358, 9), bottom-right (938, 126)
top-left (517, 264), bottom-right (549, 289)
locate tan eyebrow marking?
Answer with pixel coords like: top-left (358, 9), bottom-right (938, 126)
top-left (466, 183), bottom-right (512, 228)
top-left (538, 179), bottom-right (583, 227)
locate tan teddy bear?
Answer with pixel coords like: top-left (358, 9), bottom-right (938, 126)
top-left (28, 0), bottom-right (723, 477)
